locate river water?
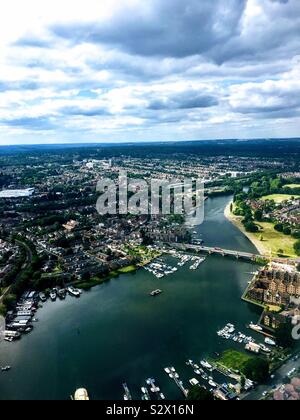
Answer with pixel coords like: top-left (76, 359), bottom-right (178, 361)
top-left (0, 195), bottom-right (262, 400)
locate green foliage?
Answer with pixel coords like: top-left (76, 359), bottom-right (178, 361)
top-left (274, 223), bottom-right (284, 233)
top-left (0, 303), bottom-right (7, 316)
top-left (292, 230), bottom-right (300, 239)
top-left (218, 350), bottom-right (253, 372)
top-left (294, 240), bottom-right (300, 256)
top-left (187, 386), bottom-right (214, 401)
top-left (242, 358), bottom-right (270, 383)
top-left (243, 221), bottom-right (259, 233)
top-left (283, 227), bottom-right (291, 236)
top-left (254, 209), bottom-right (263, 222)
top-left (275, 322), bottom-right (295, 348)
top-left (2, 294), bottom-right (17, 311)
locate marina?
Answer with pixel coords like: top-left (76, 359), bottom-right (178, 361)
top-left (135, 356), bottom-right (240, 400)
top-left (144, 254), bottom-right (206, 279)
top-left (217, 323), bottom-right (273, 354)
top-left (164, 367), bottom-right (189, 398)
top-left (2, 287), bottom-right (82, 344)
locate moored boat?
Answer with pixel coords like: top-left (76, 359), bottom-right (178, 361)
top-left (200, 360), bottom-right (213, 370)
top-left (249, 322), bottom-right (263, 332)
top-left (68, 287), bottom-right (81, 298)
top-left (74, 388), bottom-right (89, 400)
top-left (265, 337), bottom-right (276, 346)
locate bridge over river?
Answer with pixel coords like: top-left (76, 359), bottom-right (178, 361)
top-left (167, 243), bottom-right (298, 264)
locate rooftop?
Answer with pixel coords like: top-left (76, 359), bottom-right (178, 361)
top-left (0, 188), bottom-right (34, 198)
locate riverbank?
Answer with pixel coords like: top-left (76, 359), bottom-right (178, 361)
top-left (224, 202), bottom-right (297, 259)
top-left (75, 265), bottom-right (138, 290)
top-left (224, 202), bottom-right (265, 255)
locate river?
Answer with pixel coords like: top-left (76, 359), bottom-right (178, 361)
top-left (0, 195), bottom-right (262, 400)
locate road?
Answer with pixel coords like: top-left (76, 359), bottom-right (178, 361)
top-left (168, 242), bottom-right (299, 264)
top-left (243, 352), bottom-right (300, 400)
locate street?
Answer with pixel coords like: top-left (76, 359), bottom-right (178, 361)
top-left (243, 352), bottom-right (300, 400)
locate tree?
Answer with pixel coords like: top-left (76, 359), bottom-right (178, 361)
top-left (294, 240), bottom-right (300, 257)
top-left (0, 303), bottom-right (6, 316)
top-left (276, 322), bottom-right (295, 349)
top-left (243, 358), bottom-right (270, 383)
top-left (187, 386), bottom-right (214, 401)
top-left (274, 223), bottom-right (284, 233)
top-left (240, 375), bottom-right (246, 391)
top-left (254, 209), bottom-right (263, 222)
top-left (244, 221), bottom-right (259, 233)
top-left (2, 294), bottom-right (17, 311)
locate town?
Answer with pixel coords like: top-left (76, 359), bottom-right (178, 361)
top-left (0, 141), bottom-right (299, 401)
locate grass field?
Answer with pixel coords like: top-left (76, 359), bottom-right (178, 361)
top-left (75, 266), bottom-right (137, 290)
top-left (226, 203), bottom-right (297, 258)
top-left (252, 222), bottom-right (297, 258)
top-left (218, 350), bottom-right (253, 372)
top-left (117, 265), bottom-right (137, 274)
top-left (261, 194), bottom-right (300, 203)
top-left (285, 184), bottom-right (300, 189)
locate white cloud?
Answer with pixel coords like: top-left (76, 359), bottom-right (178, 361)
top-left (0, 0), bottom-right (299, 143)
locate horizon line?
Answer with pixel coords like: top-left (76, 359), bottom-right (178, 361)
top-left (1, 137), bottom-right (300, 148)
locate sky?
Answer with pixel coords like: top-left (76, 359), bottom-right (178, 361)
top-left (0, 0), bottom-right (300, 145)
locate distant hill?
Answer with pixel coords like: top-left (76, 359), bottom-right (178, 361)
top-left (0, 138), bottom-right (299, 160)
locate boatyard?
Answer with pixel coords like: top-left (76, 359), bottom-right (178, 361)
top-left (144, 253), bottom-right (206, 279)
top-left (217, 323), bottom-right (275, 355)
top-left (120, 356), bottom-right (241, 401)
top-left (1, 287), bottom-right (83, 345)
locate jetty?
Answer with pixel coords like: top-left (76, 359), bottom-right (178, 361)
top-left (165, 367), bottom-right (188, 398)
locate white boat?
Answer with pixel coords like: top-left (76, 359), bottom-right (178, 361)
top-left (200, 360), bottom-right (213, 370)
top-left (39, 292), bottom-right (47, 302)
top-left (249, 322), bottom-right (263, 332)
top-left (189, 378), bottom-right (199, 386)
top-left (50, 291), bottom-right (57, 301)
top-left (164, 367), bottom-right (171, 374)
top-left (74, 388), bottom-right (89, 400)
top-left (68, 287), bottom-right (81, 297)
top-left (265, 337), bottom-right (276, 346)
top-left (208, 380), bottom-right (217, 388)
top-left (159, 393), bottom-right (166, 400)
top-left (122, 383), bottom-right (132, 401)
top-left (150, 289), bottom-right (162, 297)
top-left (260, 344), bottom-right (271, 353)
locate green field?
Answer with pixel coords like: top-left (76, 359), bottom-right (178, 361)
top-left (217, 350), bottom-right (253, 372)
top-left (253, 222), bottom-right (297, 258)
top-left (117, 265), bottom-right (137, 274)
top-left (261, 194), bottom-right (300, 203)
top-left (285, 184), bottom-right (300, 189)
top-left (75, 266), bottom-right (137, 290)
